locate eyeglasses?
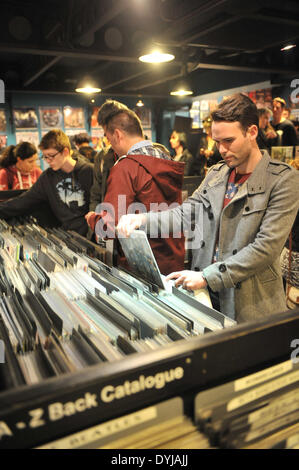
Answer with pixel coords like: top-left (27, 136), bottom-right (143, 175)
top-left (42, 149), bottom-right (61, 161)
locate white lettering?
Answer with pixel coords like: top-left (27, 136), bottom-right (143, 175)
top-left (291, 339), bottom-right (299, 364)
top-left (101, 367), bottom-right (185, 403)
top-left (29, 408), bottom-right (45, 428)
top-left (290, 79), bottom-right (299, 104)
top-left (0, 421), bottom-right (13, 439)
top-left (48, 392), bottom-right (98, 421)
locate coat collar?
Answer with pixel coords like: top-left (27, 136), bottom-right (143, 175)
top-left (206, 150), bottom-right (270, 195)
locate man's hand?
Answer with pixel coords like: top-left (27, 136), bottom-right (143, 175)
top-left (85, 211), bottom-right (96, 227)
top-left (166, 270), bottom-right (207, 291)
top-left (117, 213), bottom-right (147, 238)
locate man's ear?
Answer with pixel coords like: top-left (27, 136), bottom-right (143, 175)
top-left (113, 128), bottom-right (122, 142)
top-left (247, 124), bottom-right (258, 141)
top-left (62, 147), bottom-right (70, 156)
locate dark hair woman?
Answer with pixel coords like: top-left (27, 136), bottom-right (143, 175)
top-left (0, 141), bottom-right (42, 190)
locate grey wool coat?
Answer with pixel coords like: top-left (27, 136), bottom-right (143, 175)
top-left (147, 151), bottom-right (299, 323)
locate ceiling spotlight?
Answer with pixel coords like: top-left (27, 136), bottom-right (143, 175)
top-left (139, 50), bottom-right (175, 63)
top-left (281, 44), bottom-right (296, 51)
top-left (170, 79), bottom-right (193, 97)
top-left (75, 76), bottom-right (101, 94)
top-left (136, 99), bottom-right (144, 107)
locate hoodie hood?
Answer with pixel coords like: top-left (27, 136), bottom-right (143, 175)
top-left (126, 153), bottom-right (184, 203)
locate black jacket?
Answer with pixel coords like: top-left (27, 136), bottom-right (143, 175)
top-left (0, 153), bottom-right (93, 235)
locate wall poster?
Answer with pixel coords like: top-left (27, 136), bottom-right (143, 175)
top-left (39, 107), bottom-right (63, 129)
top-left (13, 108), bottom-right (38, 129)
top-left (63, 107), bottom-right (85, 129)
top-left (0, 109), bottom-right (6, 132)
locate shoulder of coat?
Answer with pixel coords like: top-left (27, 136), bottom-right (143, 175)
top-left (268, 158), bottom-right (294, 175)
top-left (210, 160), bottom-right (226, 171)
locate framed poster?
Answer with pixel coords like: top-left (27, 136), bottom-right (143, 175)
top-left (91, 107), bottom-right (101, 128)
top-left (63, 107), bottom-right (85, 129)
top-left (0, 135), bottom-right (7, 150)
top-left (15, 131), bottom-right (40, 148)
top-left (0, 109), bottom-right (6, 132)
top-left (39, 107), bottom-right (63, 129)
top-left (91, 128), bottom-right (104, 150)
top-left (13, 108), bottom-right (38, 129)
top-left (134, 106), bottom-right (152, 128)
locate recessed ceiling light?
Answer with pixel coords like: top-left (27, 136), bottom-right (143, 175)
top-left (139, 50), bottom-right (175, 63)
top-left (281, 44), bottom-right (296, 51)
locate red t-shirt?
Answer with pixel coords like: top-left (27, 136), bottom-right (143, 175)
top-left (0, 165), bottom-right (42, 190)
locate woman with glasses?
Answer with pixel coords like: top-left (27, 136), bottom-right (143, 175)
top-left (0, 141), bottom-right (42, 190)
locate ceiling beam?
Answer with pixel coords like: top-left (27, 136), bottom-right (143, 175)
top-left (246, 13), bottom-right (299, 27)
top-left (0, 43), bottom-right (142, 63)
top-left (75, 0), bottom-right (131, 42)
top-left (192, 61), bottom-right (299, 75)
top-left (23, 57), bottom-right (62, 87)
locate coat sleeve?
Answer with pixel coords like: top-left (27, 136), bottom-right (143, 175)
top-left (0, 173), bottom-right (47, 218)
top-left (203, 168), bottom-right (299, 291)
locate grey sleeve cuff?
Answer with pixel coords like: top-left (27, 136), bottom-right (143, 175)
top-left (203, 262), bottom-right (236, 292)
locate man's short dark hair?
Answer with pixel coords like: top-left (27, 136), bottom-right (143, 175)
top-left (211, 93), bottom-right (259, 132)
top-left (74, 133), bottom-right (91, 145)
top-left (97, 99), bottom-right (143, 137)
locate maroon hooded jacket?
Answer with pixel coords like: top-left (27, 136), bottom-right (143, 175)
top-left (89, 153), bottom-right (185, 275)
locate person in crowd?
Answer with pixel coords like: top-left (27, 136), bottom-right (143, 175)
top-left (190, 115), bottom-right (222, 180)
top-left (0, 129), bottom-right (93, 236)
top-left (169, 130), bottom-right (194, 175)
top-left (272, 97), bottom-right (298, 146)
top-left (117, 93), bottom-right (299, 323)
top-left (0, 142), bottom-right (42, 190)
top-left (89, 136), bottom-right (117, 212)
top-left (74, 132), bottom-right (97, 163)
top-left (256, 107), bottom-right (277, 152)
top-left (85, 99), bottom-right (185, 275)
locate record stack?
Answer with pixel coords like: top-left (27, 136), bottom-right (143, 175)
top-left (0, 218), bottom-right (234, 392)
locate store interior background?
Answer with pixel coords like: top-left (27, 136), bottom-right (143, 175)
top-left (1, 0), bottom-right (299, 166)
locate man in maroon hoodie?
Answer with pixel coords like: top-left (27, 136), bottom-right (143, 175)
top-left (85, 99), bottom-right (185, 274)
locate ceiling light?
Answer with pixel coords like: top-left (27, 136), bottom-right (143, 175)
top-left (170, 79), bottom-right (193, 97)
top-left (75, 84), bottom-right (101, 94)
top-left (139, 50), bottom-right (175, 63)
top-left (75, 76), bottom-right (101, 94)
top-left (281, 44), bottom-right (296, 51)
top-left (136, 99), bottom-right (144, 107)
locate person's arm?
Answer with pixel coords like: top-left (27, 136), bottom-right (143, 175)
top-left (203, 168), bottom-right (299, 292)
top-left (0, 173), bottom-right (47, 218)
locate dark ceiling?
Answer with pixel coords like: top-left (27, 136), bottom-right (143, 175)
top-left (1, 0), bottom-right (299, 99)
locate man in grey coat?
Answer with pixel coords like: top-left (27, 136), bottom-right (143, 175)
top-left (117, 94), bottom-right (299, 323)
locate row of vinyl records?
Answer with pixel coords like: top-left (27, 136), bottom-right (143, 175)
top-left (38, 358), bottom-right (299, 449)
top-left (0, 218), bottom-right (234, 391)
top-left (0, 218), bottom-right (299, 449)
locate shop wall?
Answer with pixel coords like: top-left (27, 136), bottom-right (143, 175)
top-left (0, 92), bottom-right (156, 164)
